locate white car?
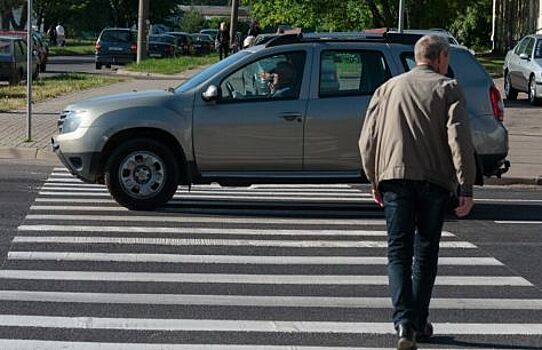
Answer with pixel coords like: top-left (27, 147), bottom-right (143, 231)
top-left (503, 34), bottom-right (542, 105)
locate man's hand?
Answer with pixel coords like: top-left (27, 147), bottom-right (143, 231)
top-left (372, 187), bottom-right (383, 207)
top-left (454, 196), bottom-right (474, 217)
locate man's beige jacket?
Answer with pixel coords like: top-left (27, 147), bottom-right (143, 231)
top-left (359, 65), bottom-right (476, 196)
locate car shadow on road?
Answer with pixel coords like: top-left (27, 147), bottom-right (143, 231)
top-left (504, 98), bottom-right (540, 109)
top-left (427, 336), bottom-right (541, 350)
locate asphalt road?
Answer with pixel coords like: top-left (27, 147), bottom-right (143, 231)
top-left (0, 158), bottom-right (541, 349)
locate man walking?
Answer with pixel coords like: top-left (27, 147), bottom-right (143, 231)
top-left (359, 34), bottom-right (476, 350)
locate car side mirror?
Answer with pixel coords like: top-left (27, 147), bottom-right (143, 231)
top-left (202, 85), bottom-right (219, 102)
top-left (519, 53), bottom-right (530, 60)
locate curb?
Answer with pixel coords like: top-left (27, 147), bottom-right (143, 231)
top-left (0, 147), bottom-right (58, 162)
top-left (484, 175), bottom-right (542, 186)
top-left (2, 146), bottom-right (538, 186)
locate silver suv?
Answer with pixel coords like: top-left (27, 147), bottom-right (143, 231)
top-left (52, 32), bottom-right (509, 210)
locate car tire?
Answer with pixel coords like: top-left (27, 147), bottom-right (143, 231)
top-left (528, 76), bottom-right (541, 106)
top-left (504, 72), bottom-right (518, 101)
top-left (106, 63), bottom-right (112, 69)
top-left (105, 138), bottom-right (180, 210)
top-left (95, 62), bottom-right (102, 70)
top-left (9, 69), bottom-right (22, 85)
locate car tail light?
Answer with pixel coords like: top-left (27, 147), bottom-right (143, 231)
top-left (489, 86), bottom-right (504, 122)
top-left (95, 41), bottom-right (101, 50)
top-left (130, 43), bottom-right (137, 51)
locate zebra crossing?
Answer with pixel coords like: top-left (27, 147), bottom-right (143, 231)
top-left (0, 167), bottom-right (541, 349)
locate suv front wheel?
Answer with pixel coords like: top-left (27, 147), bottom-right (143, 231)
top-left (105, 138), bottom-right (180, 210)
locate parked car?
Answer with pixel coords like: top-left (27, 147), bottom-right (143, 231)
top-left (52, 32), bottom-right (509, 210)
top-left (95, 28), bottom-right (137, 69)
top-left (503, 34), bottom-right (542, 105)
top-left (200, 29), bottom-right (218, 39)
top-left (166, 32), bottom-right (192, 55)
top-left (148, 34), bottom-right (179, 58)
top-left (191, 33), bottom-right (213, 55)
top-left (0, 36), bottom-right (39, 85)
top-left (0, 30), bottom-right (49, 72)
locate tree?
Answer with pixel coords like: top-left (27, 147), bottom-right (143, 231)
top-left (1, 0), bottom-right (26, 30)
top-left (179, 7), bottom-right (205, 33)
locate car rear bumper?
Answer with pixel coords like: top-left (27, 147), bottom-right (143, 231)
top-left (96, 54), bottom-right (136, 65)
top-left (479, 153), bottom-right (510, 178)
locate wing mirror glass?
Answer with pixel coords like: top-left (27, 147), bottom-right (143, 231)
top-left (519, 53), bottom-right (530, 60)
top-left (202, 84), bottom-right (219, 102)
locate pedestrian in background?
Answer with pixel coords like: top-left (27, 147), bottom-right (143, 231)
top-left (47, 25), bottom-right (57, 46)
top-left (55, 23), bottom-right (65, 47)
top-left (215, 22), bottom-right (230, 60)
top-left (359, 34), bottom-right (476, 350)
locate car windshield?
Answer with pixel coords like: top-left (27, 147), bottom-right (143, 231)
top-left (0, 40), bottom-right (11, 56)
top-left (193, 34), bottom-right (211, 42)
top-left (150, 36), bottom-right (173, 43)
top-left (175, 51), bottom-right (250, 93)
top-left (535, 39), bottom-right (542, 59)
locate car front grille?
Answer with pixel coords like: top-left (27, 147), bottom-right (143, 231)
top-left (57, 110), bottom-right (69, 133)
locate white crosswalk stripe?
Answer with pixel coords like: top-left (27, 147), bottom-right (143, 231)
top-left (0, 169), bottom-right (540, 349)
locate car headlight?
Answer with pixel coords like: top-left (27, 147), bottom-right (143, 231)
top-left (60, 110), bottom-right (85, 134)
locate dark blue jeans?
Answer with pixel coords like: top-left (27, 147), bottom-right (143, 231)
top-left (380, 179), bottom-right (450, 331)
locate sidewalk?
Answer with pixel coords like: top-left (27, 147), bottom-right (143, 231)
top-left (0, 74), bottom-right (540, 186)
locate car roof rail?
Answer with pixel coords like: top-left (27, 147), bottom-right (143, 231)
top-left (264, 31), bottom-right (425, 47)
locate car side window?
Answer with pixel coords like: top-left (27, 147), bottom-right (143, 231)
top-left (535, 40), bottom-right (542, 59)
top-left (219, 51), bottom-right (306, 102)
top-left (515, 38), bottom-right (529, 55)
top-left (319, 50), bottom-right (391, 97)
top-left (524, 38), bottom-right (535, 57)
top-left (0, 40), bottom-right (11, 56)
top-left (16, 41), bottom-right (25, 59)
top-left (400, 52), bottom-right (455, 78)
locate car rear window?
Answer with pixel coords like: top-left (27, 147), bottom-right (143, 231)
top-left (319, 50), bottom-right (391, 97)
top-left (0, 40), bottom-right (11, 56)
top-left (101, 30), bottom-right (133, 43)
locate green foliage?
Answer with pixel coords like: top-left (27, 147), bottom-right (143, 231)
top-left (449, 0), bottom-right (492, 50)
top-left (126, 54), bottom-right (219, 74)
top-left (179, 7), bottom-right (205, 33)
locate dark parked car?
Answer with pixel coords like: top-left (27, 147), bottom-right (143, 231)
top-left (148, 34), bottom-right (179, 58)
top-left (0, 36), bottom-right (39, 85)
top-left (0, 31), bottom-right (48, 72)
top-left (166, 32), bottom-right (192, 55)
top-left (95, 28), bottom-right (137, 69)
top-left (191, 33), bottom-right (213, 55)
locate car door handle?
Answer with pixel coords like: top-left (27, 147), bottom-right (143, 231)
top-left (279, 113), bottom-right (302, 122)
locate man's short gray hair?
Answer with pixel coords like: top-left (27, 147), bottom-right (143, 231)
top-left (414, 34), bottom-right (450, 63)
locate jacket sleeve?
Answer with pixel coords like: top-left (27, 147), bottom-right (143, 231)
top-left (359, 88), bottom-right (380, 184)
top-left (444, 80), bottom-right (476, 197)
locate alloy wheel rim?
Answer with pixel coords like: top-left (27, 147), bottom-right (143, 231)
top-left (118, 151), bottom-right (166, 199)
top-left (505, 74), bottom-right (510, 96)
top-left (530, 79), bottom-right (536, 103)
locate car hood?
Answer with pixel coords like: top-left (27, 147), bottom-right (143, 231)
top-left (65, 89), bottom-right (173, 111)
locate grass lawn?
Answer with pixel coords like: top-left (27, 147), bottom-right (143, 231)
top-left (48, 39), bottom-right (96, 56)
top-left (126, 54), bottom-right (219, 75)
top-left (0, 73), bottom-right (124, 112)
top-left (477, 56), bottom-right (504, 78)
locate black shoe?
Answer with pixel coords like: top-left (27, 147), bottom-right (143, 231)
top-left (396, 324), bottom-right (417, 350)
top-left (416, 322), bottom-right (434, 342)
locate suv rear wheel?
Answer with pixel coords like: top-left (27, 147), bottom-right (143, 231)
top-left (105, 138), bottom-right (180, 210)
top-left (504, 72), bottom-right (518, 101)
top-left (96, 62), bottom-right (102, 70)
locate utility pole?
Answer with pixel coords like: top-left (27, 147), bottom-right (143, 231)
top-left (398, 0), bottom-right (405, 33)
top-left (230, 0), bottom-right (239, 49)
top-left (137, 0), bottom-right (149, 63)
top-left (26, 0), bottom-right (33, 141)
